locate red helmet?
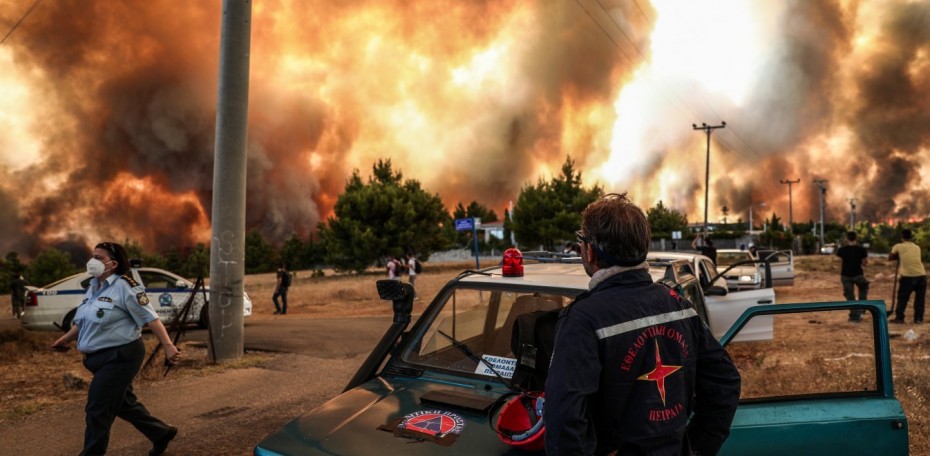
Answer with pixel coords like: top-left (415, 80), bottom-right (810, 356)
top-left (494, 392), bottom-right (545, 451)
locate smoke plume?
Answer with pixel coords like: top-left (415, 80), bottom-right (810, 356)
top-left (1, 0), bottom-right (929, 258)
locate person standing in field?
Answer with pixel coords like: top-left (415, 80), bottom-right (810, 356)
top-left (10, 273), bottom-right (27, 318)
top-left (889, 229), bottom-right (926, 324)
top-left (836, 231), bottom-right (869, 322)
top-left (273, 263), bottom-right (291, 315)
top-left (387, 255), bottom-right (399, 280)
top-left (691, 234), bottom-right (717, 265)
top-left (406, 253), bottom-right (419, 300)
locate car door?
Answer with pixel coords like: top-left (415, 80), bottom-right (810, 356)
top-left (136, 269), bottom-right (196, 323)
top-left (703, 287), bottom-right (774, 342)
top-left (760, 250), bottom-right (794, 286)
top-left (718, 301), bottom-right (908, 455)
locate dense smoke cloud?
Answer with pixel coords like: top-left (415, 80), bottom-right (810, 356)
top-left (1, 0), bottom-right (929, 258)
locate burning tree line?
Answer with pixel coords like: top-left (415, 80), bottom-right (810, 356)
top-left (4, 157), bottom-right (930, 290)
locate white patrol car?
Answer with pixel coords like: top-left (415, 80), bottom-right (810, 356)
top-left (647, 251), bottom-right (774, 342)
top-left (20, 266), bottom-right (252, 331)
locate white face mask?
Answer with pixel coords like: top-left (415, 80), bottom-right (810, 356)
top-left (86, 258), bottom-right (109, 277)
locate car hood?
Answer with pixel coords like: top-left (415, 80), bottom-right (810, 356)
top-left (719, 265), bottom-right (758, 276)
top-left (255, 374), bottom-right (535, 455)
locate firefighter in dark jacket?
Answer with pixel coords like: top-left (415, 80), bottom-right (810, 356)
top-left (545, 193), bottom-right (741, 456)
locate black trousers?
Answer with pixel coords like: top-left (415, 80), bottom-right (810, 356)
top-left (273, 289), bottom-right (288, 313)
top-left (896, 275), bottom-right (927, 323)
top-left (81, 339), bottom-right (173, 456)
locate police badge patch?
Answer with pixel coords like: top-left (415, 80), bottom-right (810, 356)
top-left (137, 292), bottom-right (150, 306)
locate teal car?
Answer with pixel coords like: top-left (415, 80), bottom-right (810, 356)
top-left (254, 255), bottom-right (908, 455)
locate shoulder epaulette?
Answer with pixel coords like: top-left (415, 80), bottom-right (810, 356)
top-left (119, 274), bottom-right (139, 287)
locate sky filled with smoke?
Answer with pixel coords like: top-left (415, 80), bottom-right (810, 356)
top-left (1, 0), bottom-right (929, 257)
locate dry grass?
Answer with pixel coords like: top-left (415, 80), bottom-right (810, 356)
top-left (2, 256), bottom-right (928, 453)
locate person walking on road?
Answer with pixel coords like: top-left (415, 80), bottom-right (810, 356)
top-left (50, 242), bottom-right (180, 456)
top-left (836, 231), bottom-right (869, 321)
top-left (545, 193), bottom-right (741, 456)
top-left (889, 229), bottom-right (926, 324)
top-left (273, 263), bottom-right (291, 315)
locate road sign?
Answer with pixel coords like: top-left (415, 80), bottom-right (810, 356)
top-left (455, 218), bottom-right (475, 231)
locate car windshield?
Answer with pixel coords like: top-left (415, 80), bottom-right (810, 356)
top-left (402, 286), bottom-right (573, 379)
top-left (717, 251), bottom-right (753, 267)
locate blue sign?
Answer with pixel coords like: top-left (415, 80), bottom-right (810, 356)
top-left (454, 218), bottom-right (475, 231)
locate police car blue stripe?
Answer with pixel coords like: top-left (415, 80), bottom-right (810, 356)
top-left (38, 289), bottom-right (86, 295)
top-left (595, 308), bottom-right (698, 340)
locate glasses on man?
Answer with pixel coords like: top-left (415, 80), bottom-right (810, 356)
top-left (575, 230), bottom-right (594, 245)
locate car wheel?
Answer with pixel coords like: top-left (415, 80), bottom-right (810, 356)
top-left (197, 304), bottom-right (209, 329)
top-left (61, 308), bottom-right (78, 332)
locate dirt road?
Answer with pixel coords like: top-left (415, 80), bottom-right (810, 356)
top-left (0, 348), bottom-right (360, 455)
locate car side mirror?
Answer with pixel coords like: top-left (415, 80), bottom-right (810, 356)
top-left (376, 280), bottom-right (414, 324)
top-left (705, 285), bottom-right (728, 296)
top-left (176, 280), bottom-right (189, 289)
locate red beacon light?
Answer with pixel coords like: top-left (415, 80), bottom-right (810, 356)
top-left (502, 248), bottom-right (524, 277)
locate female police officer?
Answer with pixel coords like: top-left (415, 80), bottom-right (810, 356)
top-left (52, 242), bottom-right (181, 456)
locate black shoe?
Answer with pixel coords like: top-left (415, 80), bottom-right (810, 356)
top-left (273, 310), bottom-right (281, 315)
top-left (150, 426), bottom-right (177, 456)
top-left (916, 320), bottom-right (923, 324)
top-left (890, 319), bottom-right (905, 324)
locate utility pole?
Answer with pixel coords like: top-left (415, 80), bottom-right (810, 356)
top-left (208, 0), bottom-right (252, 362)
top-left (693, 121), bottom-right (726, 239)
top-left (814, 179), bottom-right (828, 249)
top-left (779, 178), bottom-right (800, 231)
top-left (848, 198), bottom-right (857, 228)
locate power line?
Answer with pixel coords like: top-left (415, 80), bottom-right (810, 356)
top-left (593, 1), bottom-right (769, 166)
top-left (0, 0), bottom-right (43, 47)
top-left (583, 0), bottom-right (763, 168)
top-left (631, 0), bottom-right (653, 22)
top-left (573, 0), bottom-right (637, 65)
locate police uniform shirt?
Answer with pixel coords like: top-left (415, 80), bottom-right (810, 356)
top-left (74, 274), bottom-right (158, 353)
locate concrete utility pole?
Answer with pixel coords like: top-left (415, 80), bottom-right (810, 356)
top-left (779, 178), bottom-right (800, 231)
top-left (849, 198), bottom-right (857, 228)
top-left (814, 179), bottom-right (828, 248)
top-left (208, 0), bottom-right (252, 363)
top-left (693, 121), bottom-right (726, 239)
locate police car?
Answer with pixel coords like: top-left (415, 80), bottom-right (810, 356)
top-left (254, 249), bottom-right (906, 455)
top-left (20, 265), bottom-right (253, 331)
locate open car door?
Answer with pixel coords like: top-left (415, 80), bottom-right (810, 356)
top-left (717, 301), bottom-right (908, 455)
top-left (758, 249), bottom-right (794, 286)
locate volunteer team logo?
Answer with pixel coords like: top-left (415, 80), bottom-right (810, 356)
top-left (637, 339), bottom-right (682, 405)
top-left (398, 410), bottom-right (466, 437)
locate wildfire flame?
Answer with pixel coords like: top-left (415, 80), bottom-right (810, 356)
top-left (1, 0), bottom-right (929, 257)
